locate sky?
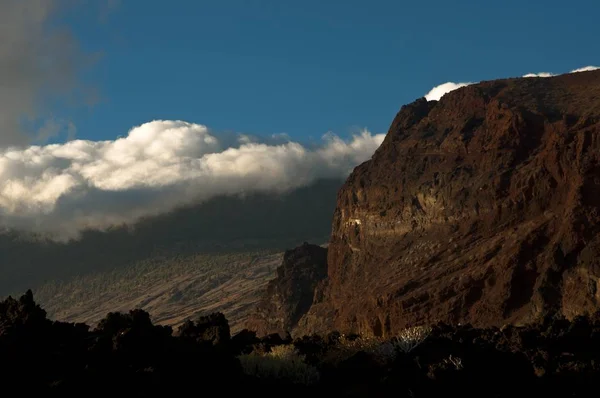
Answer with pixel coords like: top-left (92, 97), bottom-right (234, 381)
top-left (59, 0), bottom-right (600, 142)
top-left (0, 0), bottom-right (599, 238)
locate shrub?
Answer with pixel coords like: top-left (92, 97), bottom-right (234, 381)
top-left (322, 334), bottom-right (396, 365)
top-left (442, 354), bottom-right (463, 370)
top-left (238, 344), bottom-right (320, 385)
top-left (391, 326), bottom-right (432, 353)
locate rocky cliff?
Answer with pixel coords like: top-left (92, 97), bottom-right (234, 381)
top-left (246, 243), bottom-right (327, 337)
top-left (294, 70), bottom-right (600, 337)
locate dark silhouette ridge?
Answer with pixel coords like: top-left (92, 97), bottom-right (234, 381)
top-left (4, 290), bottom-right (600, 397)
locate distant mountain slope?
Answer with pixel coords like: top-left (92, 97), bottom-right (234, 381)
top-left (0, 178), bottom-right (342, 295)
top-left (34, 250), bottom-right (283, 333)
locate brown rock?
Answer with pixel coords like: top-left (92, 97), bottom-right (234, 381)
top-left (246, 242), bottom-right (327, 337)
top-left (298, 70), bottom-right (600, 337)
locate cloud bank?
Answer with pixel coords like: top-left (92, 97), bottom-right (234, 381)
top-left (0, 121), bottom-right (385, 239)
top-left (425, 65), bottom-right (600, 101)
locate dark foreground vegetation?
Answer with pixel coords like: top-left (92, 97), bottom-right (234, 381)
top-left (2, 291), bottom-right (600, 397)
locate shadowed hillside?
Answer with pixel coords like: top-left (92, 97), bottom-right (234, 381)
top-left (0, 178), bottom-right (342, 296)
top-left (34, 250), bottom-right (283, 333)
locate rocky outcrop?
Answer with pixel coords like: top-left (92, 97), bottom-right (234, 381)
top-left (297, 69), bottom-right (600, 336)
top-left (246, 243), bottom-right (328, 336)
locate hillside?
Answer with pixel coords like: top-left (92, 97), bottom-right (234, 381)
top-left (0, 178), bottom-right (342, 296)
top-left (33, 250), bottom-right (283, 333)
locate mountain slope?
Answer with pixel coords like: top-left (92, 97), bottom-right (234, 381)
top-left (294, 70), bottom-right (600, 336)
top-left (34, 250), bottom-right (283, 333)
top-left (0, 178), bottom-right (342, 296)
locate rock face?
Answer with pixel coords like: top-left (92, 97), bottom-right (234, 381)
top-left (246, 243), bottom-right (328, 336)
top-left (297, 70), bottom-right (600, 337)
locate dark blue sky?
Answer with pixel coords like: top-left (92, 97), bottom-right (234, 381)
top-left (63, 0), bottom-right (600, 142)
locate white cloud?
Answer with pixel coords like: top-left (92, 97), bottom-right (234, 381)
top-left (570, 65), bottom-right (600, 73)
top-left (424, 82), bottom-right (474, 101)
top-left (523, 72), bottom-right (555, 78)
top-left (425, 65), bottom-right (600, 101)
top-left (523, 65), bottom-right (600, 78)
top-left (0, 120), bottom-right (385, 239)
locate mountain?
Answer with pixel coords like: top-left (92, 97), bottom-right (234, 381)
top-left (0, 178), bottom-right (343, 296)
top-left (252, 70), bottom-right (600, 337)
top-left (35, 250), bottom-right (284, 333)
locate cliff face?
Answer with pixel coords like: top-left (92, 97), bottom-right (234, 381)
top-left (246, 243), bottom-right (328, 337)
top-left (297, 70), bottom-right (600, 337)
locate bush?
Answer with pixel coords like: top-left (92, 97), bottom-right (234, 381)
top-left (392, 325), bottom-right (432, 353)
top-left (238, 344), bottom-right (320, 385)
top-left (320, 332), bottom-right (414, 366)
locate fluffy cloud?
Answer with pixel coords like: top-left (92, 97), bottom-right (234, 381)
top-left (0, 120), bottom-right (385, 239)
top-left (424, 82), bottom-right (474, 101)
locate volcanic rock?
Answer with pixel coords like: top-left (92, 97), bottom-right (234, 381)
top-left (246, 242), bottom-right (328, 336)
top-left (297, 70), bottom-right (600, 336)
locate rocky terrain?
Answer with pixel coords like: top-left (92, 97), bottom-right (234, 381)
top-left (246, 243), bottom-right (328, 336)
top-left (307, 69), bottom-right (600, 336)
top-left (252, 70), bottom-right (600, 338)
